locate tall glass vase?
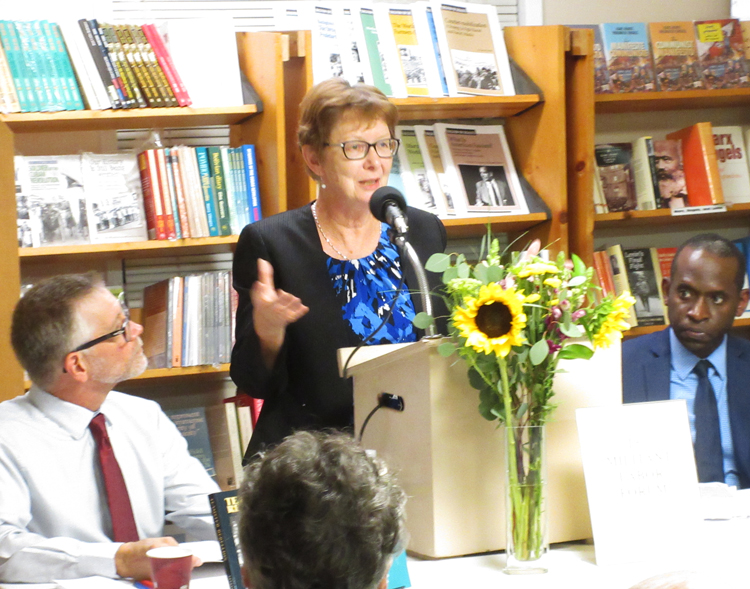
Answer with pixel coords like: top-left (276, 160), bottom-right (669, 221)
top-left (504, 424), bottom-right (548, 574)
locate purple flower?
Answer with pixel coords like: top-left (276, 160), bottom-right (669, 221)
top-left (547, 339), bottom-right (562, 352)
top-left (572, 309), bottom-right (586, 320)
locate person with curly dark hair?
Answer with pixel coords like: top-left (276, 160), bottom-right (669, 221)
top-left (237, 431), bottom-right (406, 589)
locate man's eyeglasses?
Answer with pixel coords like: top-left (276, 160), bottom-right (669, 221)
top-left (70, 292), bottom-right (133, 353)
top-left (323, 138), bottom-right (400, 160)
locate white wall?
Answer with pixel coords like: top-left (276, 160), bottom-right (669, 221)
top-left (543, 0), bottom-right (731, 25)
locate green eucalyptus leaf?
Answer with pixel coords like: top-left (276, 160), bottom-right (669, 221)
top-left (478, 387), bottom-right (499, 421)
top-left (474, 264), bottom-right (489, 284)
top-left (559, 322), bottom-right (584, 338)
top-left (426, 253), bottom-right (452, 272)
top-left (413, 312), bottom-right (434, 329)
top-left (437, 342), bottom-right (456, 357)
top-left (515, 402), bottom-right (528, 420)
top-left (559, 343), bottom-right (594, 360)
top-left (443, 266), bottom-right (459, 283)
top-left (529, 339), bottom-right (549, 365)
top-left (457, 262), bottom-right (471, 279)
top-left (487, 264), bottom-right (503, 283)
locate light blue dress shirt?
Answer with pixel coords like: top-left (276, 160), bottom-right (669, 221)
top-left (669, 329), bottom-right (738, 487)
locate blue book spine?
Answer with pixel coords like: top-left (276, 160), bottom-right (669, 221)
top-left (241, 145), bottom-right (261, 223)
top-left (425, 7), bottom-right (448, 96)
top-left (195, 146), bottom-right (220, 237)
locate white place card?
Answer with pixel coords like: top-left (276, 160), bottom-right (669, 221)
top-left (576, 400), bottom-right (702, 567)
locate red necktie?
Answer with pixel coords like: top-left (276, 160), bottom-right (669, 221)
top-left (89, 413), bottom-right (139, 542)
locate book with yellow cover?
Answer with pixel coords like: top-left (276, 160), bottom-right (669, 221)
top-left (649, 21), bottom-right (703, 91)
top-left (694, 18), bottom-right (750, 89)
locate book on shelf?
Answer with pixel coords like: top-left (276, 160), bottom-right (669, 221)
top-left (622, 247), bottom-right (667, 327)
top-left (712, 125), bottom-right (750, 205)
top-left (568, 25), bottom-right (612, 94)
top-left (605, 244), bottom-right (639, 327)
top-left (414, 124), bottom-right (458, 216)
top-left (594, 143), bottom-right (637, 213)
top-left (742, 21), bottom-right (750, 74)
top-left (592, 250), bottom-right (616, 299)
top-left (630, 136), bottom-right (659, 211)
top-left (429, 1), bottom-right (515, 97)
top-left (694, 18), bottom-right (750, 89)
top-left (374, 3), bottom-right (442, 97)
top-left (666, 122), bottom-right (724, 207)
top-left (651, 139), bottom-right (688, 209)
top-left (592, 163), bottom-right (609, 214)
top-left (165, 406), bottom-right (217, 478)
top-left (153, 147), bottom-right (178, 239)
top-left (165, 147), bottom-right (192, 238)
top-left (207, 146), bottom-right (233, 237)
top-left (417, 3), bottom-right (449, 96)
top-left (142, 278), bottom-right (170, 369)
top-left (353, 4), bottom-right (396, 96)
top-left (137, 149), bottom-right (168, 240)
top-left (600, 22), bottom-right (655, 93)
top-left (209, 489), bottom-right (244, 589)
top-left (194, 146), bottom-right (221, 237)
top-left (240, 144), bottom-right (262, 224)
top-left (77, 18), bottom-right (121, 109)
top-left (58, 19), bottom-right (110, 110)
top-left (14, 154), bottom-right (89, 248)
top-left (648, 21), bottom-right (703, 91)
top-left (133, 23), bottom-right (179, 107)
top-left (310, 4), bottom-right (349, 87)
top-left (433, 122), bottom-right (529, 216)
top-left (14, 21), bottom-right (54, 113)
top-left (338, 7), bottom-right (369, 85)
top-left (170, 275), bottom-right (184, 368)
top-left (0, 34), bottom-right (20, 113)
top-left (100, 22), bottom-right (145, 109)
top-left (655, 247), bottom-right (677, 283)
top-left (0, 20), bottom-right (40, 112)
top-left (395, 125), bottom-right (445, 216)
top-left (176, 145), bottom-right (209, 238)
top-left (205, 403), bottom-right (242, 491)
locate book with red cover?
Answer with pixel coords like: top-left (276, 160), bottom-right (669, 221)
top-left (154, 147), bottom-right (178, 239)
top-left (137, 149), bottom-right (166, 240)
top-left (656, 247), bottom-right (678, 282)
top-left (141, 23), bottom-right (191, 106)
top-left (694, 19), bottom-right (750, 89)
top-left (593, 250), bottom-right (616, 298)
top-left (666, 122), bottom-right (724, 206)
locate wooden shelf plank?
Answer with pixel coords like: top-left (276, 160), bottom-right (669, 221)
top-left (595, 87), bottom-right (750, 114)
top-left (394, 95), bottom-right (541, 120)
top-left (443, 213), bottom-right (549, 238)
top-left (19, 236), bottom-right (239, 262)
top-left (129, 363), bottom-right (230, 381)
top-left (0, 106), bottom-right (259, 133)
top-left (595, 203), bottom-right (750, 229)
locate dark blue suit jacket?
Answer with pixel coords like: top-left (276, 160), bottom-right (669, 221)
top-left (622, 329), bottom-right (750, 489)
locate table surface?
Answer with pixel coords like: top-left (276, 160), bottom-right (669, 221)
top-left (3, 520), bottom-right (748, 589)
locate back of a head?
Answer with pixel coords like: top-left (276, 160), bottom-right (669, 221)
top-left (238, 431), bottom-right (406, 589)
top-left (11, 273), bottom-right (101, 389)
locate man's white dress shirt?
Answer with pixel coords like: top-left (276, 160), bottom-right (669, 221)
top-left (0, 386), bottom-right (220, 582)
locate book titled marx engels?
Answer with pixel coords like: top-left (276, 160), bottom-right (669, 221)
top-left (600, 22), bottom-right (655, 93)
top-left (649, 22), bottom-right (703, 91)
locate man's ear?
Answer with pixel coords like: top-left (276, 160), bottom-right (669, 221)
top-left (376, 574), bottom-right (388, 589)
top-left (241, 565), bottom-right (252, 589)
top-left (62, 352), bottom-right (89, 382)
top-left (736, 288), bottom-right (749, 317)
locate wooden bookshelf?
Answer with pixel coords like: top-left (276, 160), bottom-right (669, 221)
top-left (0, 32), bottom-right (297, 403)
top-left (595, 87), bottom-right (750, 114)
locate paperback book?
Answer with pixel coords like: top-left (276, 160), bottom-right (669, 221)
top-left (694, 18), bottom-right (750, 89)
top-left (600, 22), bottom-right (655, 93)
top-left (649, 21), bottom-right (703, 91)
top-left (594, 143), bottom-right (637, 212)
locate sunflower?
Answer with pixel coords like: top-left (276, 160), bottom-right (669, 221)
top-left (453, 283), bottom-right (527, 357)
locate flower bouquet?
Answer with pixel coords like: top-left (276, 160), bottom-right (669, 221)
top-left (415, 236), bottom-right (634, 572)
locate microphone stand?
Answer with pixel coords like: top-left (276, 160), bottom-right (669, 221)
top-left (389, 230), bottom-right (437, 338)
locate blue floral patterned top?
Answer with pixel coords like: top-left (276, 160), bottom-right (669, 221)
top-left (326, 224), bottom-right (418, 345)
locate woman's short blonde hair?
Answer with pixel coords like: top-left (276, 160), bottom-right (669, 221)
top-left (298, 78), bottom-right (398, 179)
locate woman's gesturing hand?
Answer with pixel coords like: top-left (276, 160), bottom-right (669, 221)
top-left (252, 258), bottom-right (309, 368)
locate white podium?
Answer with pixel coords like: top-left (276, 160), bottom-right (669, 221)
top-left (339, 338), bottom-right (622, 558)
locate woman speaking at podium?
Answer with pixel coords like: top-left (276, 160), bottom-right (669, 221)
top-left (230, 78), bottom-right (446, 460)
